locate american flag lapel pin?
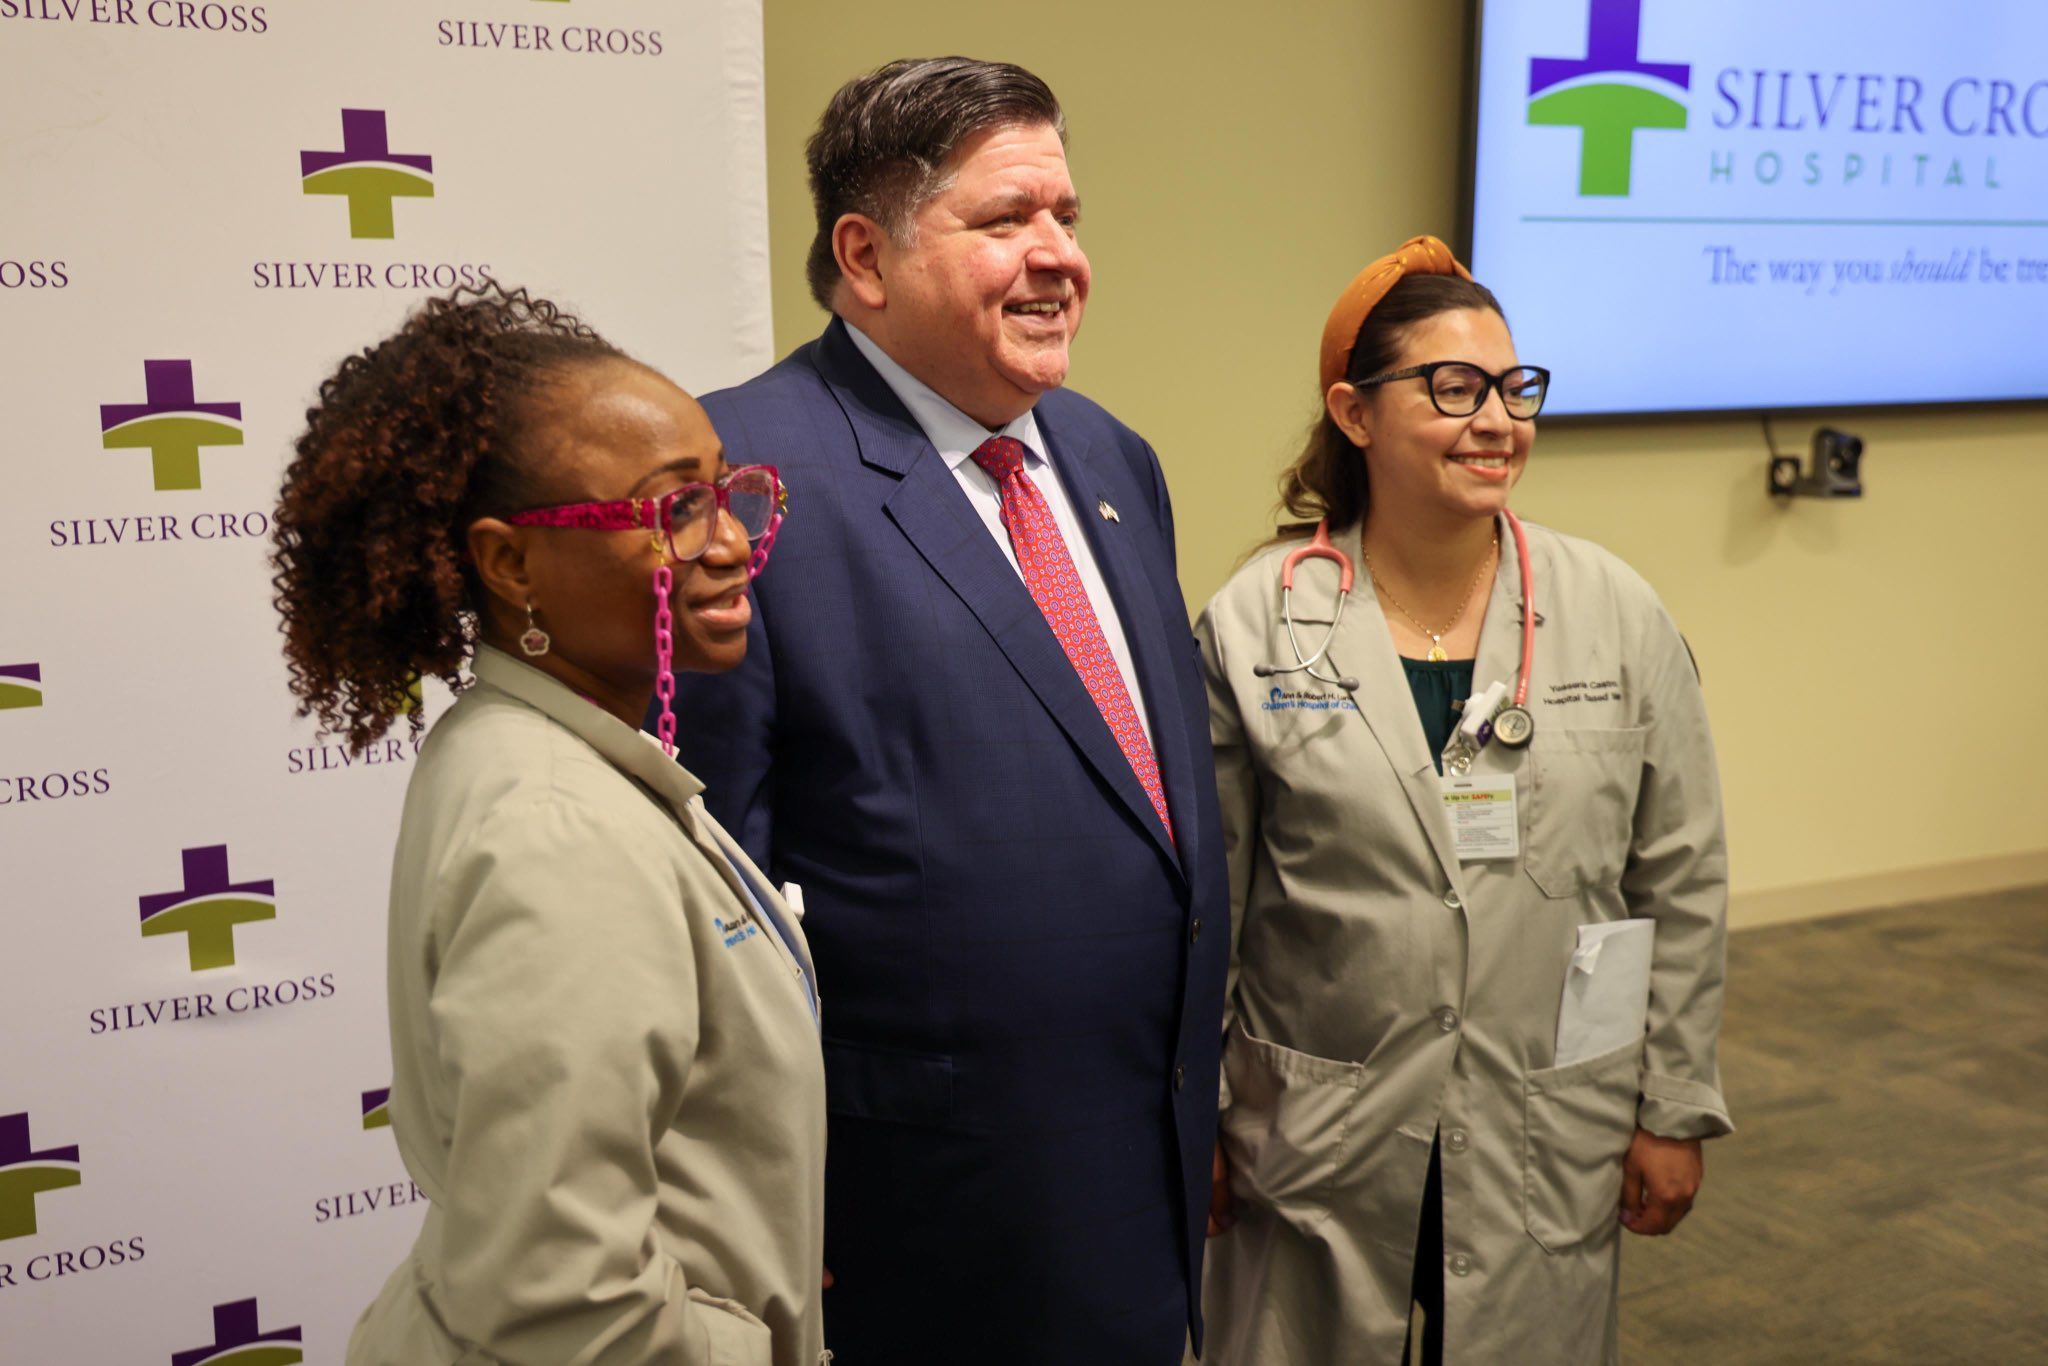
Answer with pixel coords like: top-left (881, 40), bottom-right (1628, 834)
top-left (1098, 499), bottom-right (1120, 523)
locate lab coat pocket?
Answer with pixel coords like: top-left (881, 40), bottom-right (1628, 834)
top-left (1521, 1041), bottom-right (1642, 1254)
top-left (1522, 726), bottom-right (1647, 898)
top-left (689, 1286), bottom-right (774, 1366)
top-left (1218, 1017), bottom-right (1358, 1230)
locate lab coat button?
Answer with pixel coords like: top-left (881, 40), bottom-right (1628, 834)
top-left (1190, 918), bottom-right (1203, 944)
top-left (1445, 1128), bottom-right (1469, 1153)
top-left (1443, 890), bottom-right (1462, 910)
top-left (1450, 1254), bottom-right (1473, 1277)
top-left (1436, 1008), bottom-right (1459, 1032)
top-left (1173, 1065), bottom-right (1186, 1091)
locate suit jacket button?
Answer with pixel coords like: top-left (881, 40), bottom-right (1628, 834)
top-left (1189, 918), bottom-right (1203, 944)
top-left (1173, 1065), bottom-right (1185, 1091)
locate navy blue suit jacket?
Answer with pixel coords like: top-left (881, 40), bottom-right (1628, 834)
top-left (665, 320), bottom-right (1229, 1364)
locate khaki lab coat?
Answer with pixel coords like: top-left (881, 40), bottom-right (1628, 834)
top-left (348, 647), bottom-right (828, 1366)
top-left (1194, 517), bottom-right (1731, 1365)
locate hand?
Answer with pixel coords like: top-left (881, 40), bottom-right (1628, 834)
top-left (1620, 1128), bottom-right (1703, 1236)
top-left (1206, 1140), bottom-right (1236, 1237)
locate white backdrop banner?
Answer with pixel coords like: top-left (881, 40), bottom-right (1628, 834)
top-left (0, 2), bottom-right (771, 1358)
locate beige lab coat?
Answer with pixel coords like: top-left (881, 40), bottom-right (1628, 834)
top-left (348, 647), bottom-right (828, 1366)
top-left (1194, 517), bottom-right (1731, 1365)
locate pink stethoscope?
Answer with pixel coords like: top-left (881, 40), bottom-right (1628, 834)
top-left (1254, 510), bottom-right (1539, 749)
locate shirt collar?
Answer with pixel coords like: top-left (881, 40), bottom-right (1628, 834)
top-left (468, 644), bottom-right (706, 818)
top-left (844, 321), bottom-right (1048, 474)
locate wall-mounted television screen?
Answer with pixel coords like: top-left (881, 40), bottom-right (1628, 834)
top-left (1467, 0), bottom-right (2048, 416)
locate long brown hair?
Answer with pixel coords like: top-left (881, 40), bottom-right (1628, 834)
top-left (1269, 274), bottom-right (1507, 546)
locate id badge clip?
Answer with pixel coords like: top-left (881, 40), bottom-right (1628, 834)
top-left (1441, 680), bottom-right (1509, 777)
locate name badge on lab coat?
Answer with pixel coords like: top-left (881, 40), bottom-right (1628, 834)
top-left (1439, 773), bottom-right (1519, 861)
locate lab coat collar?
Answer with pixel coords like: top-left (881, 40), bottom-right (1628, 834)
top-left (467, 648), bottom-right (818, 1014)
top-left (1323, 512), bottom-right (1550, 893)
top-left (1320, 524), bottom-right (1459, 886)
top-left (1471, 510), bottom-right (1550, 733)
top-left (468, 645), bottom-right (707, 824)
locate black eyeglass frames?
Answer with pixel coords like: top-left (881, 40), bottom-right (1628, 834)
top-left (1350, 361), bottom-right (1551, 420)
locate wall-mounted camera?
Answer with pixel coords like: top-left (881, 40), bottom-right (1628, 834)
top-left (1768, 426), bottom-right (1864, 499)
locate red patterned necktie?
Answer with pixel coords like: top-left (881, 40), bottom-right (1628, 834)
top-left (970, 436), bottom-right (1173, 843)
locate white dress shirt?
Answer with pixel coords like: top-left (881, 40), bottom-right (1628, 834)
top-left (846, 323), bottom-right (1154, 749)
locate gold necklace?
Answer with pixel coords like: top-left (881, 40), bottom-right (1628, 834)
top-left (1363, 534), bottom-right (1498, 662)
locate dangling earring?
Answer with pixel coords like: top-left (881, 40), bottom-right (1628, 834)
top-left (520, 602), bottom-right (551, 657)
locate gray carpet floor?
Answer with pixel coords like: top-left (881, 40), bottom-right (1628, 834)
top-left (1619, 884), bottom-right (2048, 1363)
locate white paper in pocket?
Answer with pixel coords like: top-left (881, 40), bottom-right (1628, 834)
top-left (1553, 918), bottom-right (1654, 1068)
top-left (779, 882), bottom-right (805, 920)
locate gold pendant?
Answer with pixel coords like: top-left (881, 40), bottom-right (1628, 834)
top-left (1427, 638), bottom-right (1448, 662)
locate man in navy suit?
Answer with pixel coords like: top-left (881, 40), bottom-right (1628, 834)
top-left (666, 57), bottom-right (1229, 1365)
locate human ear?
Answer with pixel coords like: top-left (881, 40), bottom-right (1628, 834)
top-left (1325, 381), bottom-right (1373, 451)
top-left (466, 518), bottom-right (535, 632)
top-left (832, 213), bottom-right (890, 311)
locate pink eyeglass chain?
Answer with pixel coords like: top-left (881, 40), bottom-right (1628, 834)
top-left (649, 502), bottom-right (783, 760)
top-left (652, 562), bottom-right (677, 758)
top-left (748, 508), bottom-right (784, 580)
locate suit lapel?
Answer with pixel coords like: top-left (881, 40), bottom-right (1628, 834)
top-left (814, 323), bottom-right (1184, 879)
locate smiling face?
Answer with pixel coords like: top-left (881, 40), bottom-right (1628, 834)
top-left (475, 360), bottom-right (753, 710)
top-left (1330, 307), bottom-right (1536, 528)
top-left (860, 121), bottom-right (1089, 428)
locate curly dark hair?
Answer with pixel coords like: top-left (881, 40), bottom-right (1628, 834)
top-left (271, 281), bottom-right (629, 752)
top-left (1267, 274), bottom-right (1507, 549)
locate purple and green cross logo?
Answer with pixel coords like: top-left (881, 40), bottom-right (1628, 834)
top-left (171, 1299), bottom-right (304, 1366)
top-left (1528, 0), bottom-right (1690, 197)
top-left (361, 1088), bottom-right (392, 1130)
top-left (0, 663), bottom-right (42, 710)
top-left (138, 845), bottom-right (277, 973)
top-left (100, 360), bottom-right (244, 492)
top-left (301, 109), bottom-right (434, 240)
top-left (0, 1113), bottom-right (81, 1242)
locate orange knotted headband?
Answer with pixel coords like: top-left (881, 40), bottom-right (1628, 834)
top-left (1317, 235), bottom-right (1473, 395)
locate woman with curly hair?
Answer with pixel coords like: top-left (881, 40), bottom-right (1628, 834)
top-left (273, 283), bottom-right (827, 1366)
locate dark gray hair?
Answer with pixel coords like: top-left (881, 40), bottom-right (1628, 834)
top-left (804, 57), bottom-right (1065, 310)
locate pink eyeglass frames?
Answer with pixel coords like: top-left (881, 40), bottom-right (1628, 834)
top-left (506, 464), bottom-right (787, 579)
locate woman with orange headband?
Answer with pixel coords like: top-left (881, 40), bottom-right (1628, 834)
top-left (1193, 238), bottom-right (1732, 1364)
